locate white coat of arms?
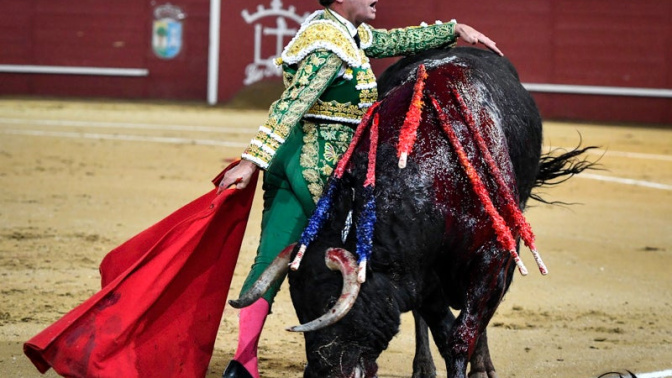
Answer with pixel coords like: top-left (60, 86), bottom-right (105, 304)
top-left (153, 3), bottom-right (186, 59)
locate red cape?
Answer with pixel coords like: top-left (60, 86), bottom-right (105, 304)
top-left (24, 162), bottom-right (259, 378)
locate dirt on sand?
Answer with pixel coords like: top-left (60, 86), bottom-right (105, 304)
top-left (0, 99), bottom-right (670, 377)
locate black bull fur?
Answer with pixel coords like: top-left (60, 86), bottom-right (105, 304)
top-left (237, 47), bottom-right (596, 377)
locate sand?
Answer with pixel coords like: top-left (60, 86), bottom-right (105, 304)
top-left (0, 98), bottom-right (670, 377)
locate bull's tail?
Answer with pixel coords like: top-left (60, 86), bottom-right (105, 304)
top-left (531, 144), bottom-right (601, 204)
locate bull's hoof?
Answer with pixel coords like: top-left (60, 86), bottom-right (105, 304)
top-left (411, 359), bottom-right (437, 378)
top-left (411, 367), bottom-right (437, 378)
top-left (222, 360), bottom-right (253, 378)
top-left (468, 370), bottom-right (498, 378)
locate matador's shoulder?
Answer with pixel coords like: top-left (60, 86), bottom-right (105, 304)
top-left (278, 10), bottom-right (364, 68)
top-left (357, 23), bottom-right (373, 49)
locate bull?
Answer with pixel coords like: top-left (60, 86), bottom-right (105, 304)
top-left (231, 46), bottom-right (595, 377)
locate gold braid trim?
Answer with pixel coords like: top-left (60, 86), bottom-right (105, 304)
top-left (280, 20), bottom-right (362, 68)
top-left (305, 100), bottom-right (364, 124)
top-left (356, 62), bottom-right (378, 106)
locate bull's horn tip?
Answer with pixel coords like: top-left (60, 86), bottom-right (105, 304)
top-left (228, 299), bottom-right (243, 308)
top-left (286, 325), bottom-right (301, 332)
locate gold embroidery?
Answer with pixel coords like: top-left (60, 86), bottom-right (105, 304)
top-left (298, 76), bottom-right (311, 86)
top-left (358, 24), bottom-right (374, 49)
top-left (308, 53), bottom-right (326, 66)
top-left (303, 168), bottom-right (320, 183)
top-left (282, 70), bottom-right (293, 87)
top-left (301, 146), bottom-right (318, 167)
top-left (288, 87), bottom-right (301, 100)
top-left (321, 165), bottom-right (334, 178)
top-left (242, 143), bottom-right (272, 165)
top-left (246, 52), bottom-right (342, 168)
top-left (359, 87), bottom-right (378, 106)
top-left (281, 21), bottom-right (362, 67)
top-left (306, 100), bottom-right (364, 123)
top-left (356, 68), bottom-right (376, 83)
top-left (264, 117), bottom-right (291, 140)
top-left (300, 122), bottom-right (354, 203)
top-left (308, 182), bottom-right (323, 200)
top-left (280, 53), bottom-right (343, 130)
top-left (303, 129), bottom-right (318, 144)
top-left (321, 129), bottom-right (337, 141)
top-left (324, 143), bottom-right (338, 163)
top-left (301, 122), bottom-right (322, 201)
top-left (355, 56), bottom-right (378, 108)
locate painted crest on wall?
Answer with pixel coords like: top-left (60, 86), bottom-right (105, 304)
top-left (152, 3), bottom-right (186, 59)
top-left (241, 0), bottom-right (310, 85)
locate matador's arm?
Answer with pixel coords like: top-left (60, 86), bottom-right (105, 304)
top-left (361, 21), bottom-right (458, 58)
top-left (242, 51), bottom-right (343, 169)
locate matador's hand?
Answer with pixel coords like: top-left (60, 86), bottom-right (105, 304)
top-left (217, 159), bottom-right (259, 194)
top-left (455, 23), bottom-right (504, 56)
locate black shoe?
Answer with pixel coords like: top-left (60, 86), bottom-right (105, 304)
top-left (222, 360), bottom-right (253, 378)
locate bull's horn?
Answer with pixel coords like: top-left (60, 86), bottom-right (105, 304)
top-left (228, 243), bottom-right (295, 308)
top-left (287, 247), bottom-right (360, 332)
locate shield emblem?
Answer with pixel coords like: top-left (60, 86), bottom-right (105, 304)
top-left (152, 18), bottom-right (183, 59)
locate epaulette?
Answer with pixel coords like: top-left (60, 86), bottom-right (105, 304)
top-left (357, 23), bottom-right (373, 49)
top-left (278, 15), bottom-right (361, 68)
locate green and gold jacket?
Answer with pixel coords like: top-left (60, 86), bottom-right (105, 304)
top-left (242, 9), bottom-right (457, 198)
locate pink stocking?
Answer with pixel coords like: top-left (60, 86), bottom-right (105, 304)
top-left (233, 298), bottom-right (269, 378)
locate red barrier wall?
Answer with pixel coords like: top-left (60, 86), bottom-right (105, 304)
top-left (0, 0), bottom-right (209, 99)
top-left (357, 0), bottom-right (672, 124)
top-left (1, 0), bottom-right (670, 124)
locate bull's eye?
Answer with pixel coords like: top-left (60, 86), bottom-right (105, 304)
top-left (324, 296), bottom-right (337, 313)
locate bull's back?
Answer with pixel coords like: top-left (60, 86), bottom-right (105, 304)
top-left (353, 47), bottom-right (542, 267)
top-left (377, 47), bottom-right (542, 206)
top-left (378, 47), bottom-right (520, 97)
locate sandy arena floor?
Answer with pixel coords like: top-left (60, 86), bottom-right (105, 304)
top-left (0, 98), bottom-right (670, 377)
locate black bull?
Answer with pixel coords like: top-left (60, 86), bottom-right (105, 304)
top-left (231, 47), bottom-right (595, 377)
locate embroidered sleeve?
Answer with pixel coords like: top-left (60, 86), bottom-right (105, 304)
top-left (361, 21), bottom-right (457, 58)
top-left (242, 51), bottom-right (343, 169)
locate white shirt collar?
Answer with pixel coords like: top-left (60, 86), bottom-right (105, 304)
top-left (327, 8), bottom-right (358, 37)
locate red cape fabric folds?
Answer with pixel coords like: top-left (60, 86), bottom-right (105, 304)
top-left (24, 163), bottom-right (259, 378)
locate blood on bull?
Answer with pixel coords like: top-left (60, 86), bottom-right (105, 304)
top-left (231, 46), bottom-right (596, 378)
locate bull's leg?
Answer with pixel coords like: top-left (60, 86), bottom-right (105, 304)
top-left (412, 310), bottom-right (437, 378)
top-left (440, 243), bottom-right (513, 378)
top-left (421, 312), bottom-right (497, 378)
top-left (468, 331), bottom-right (498, 378)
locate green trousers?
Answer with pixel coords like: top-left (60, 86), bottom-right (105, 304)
top-left (239, 124), bottom-right (315, 307)
top-left (238, 121), bottom-right (354, 308)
